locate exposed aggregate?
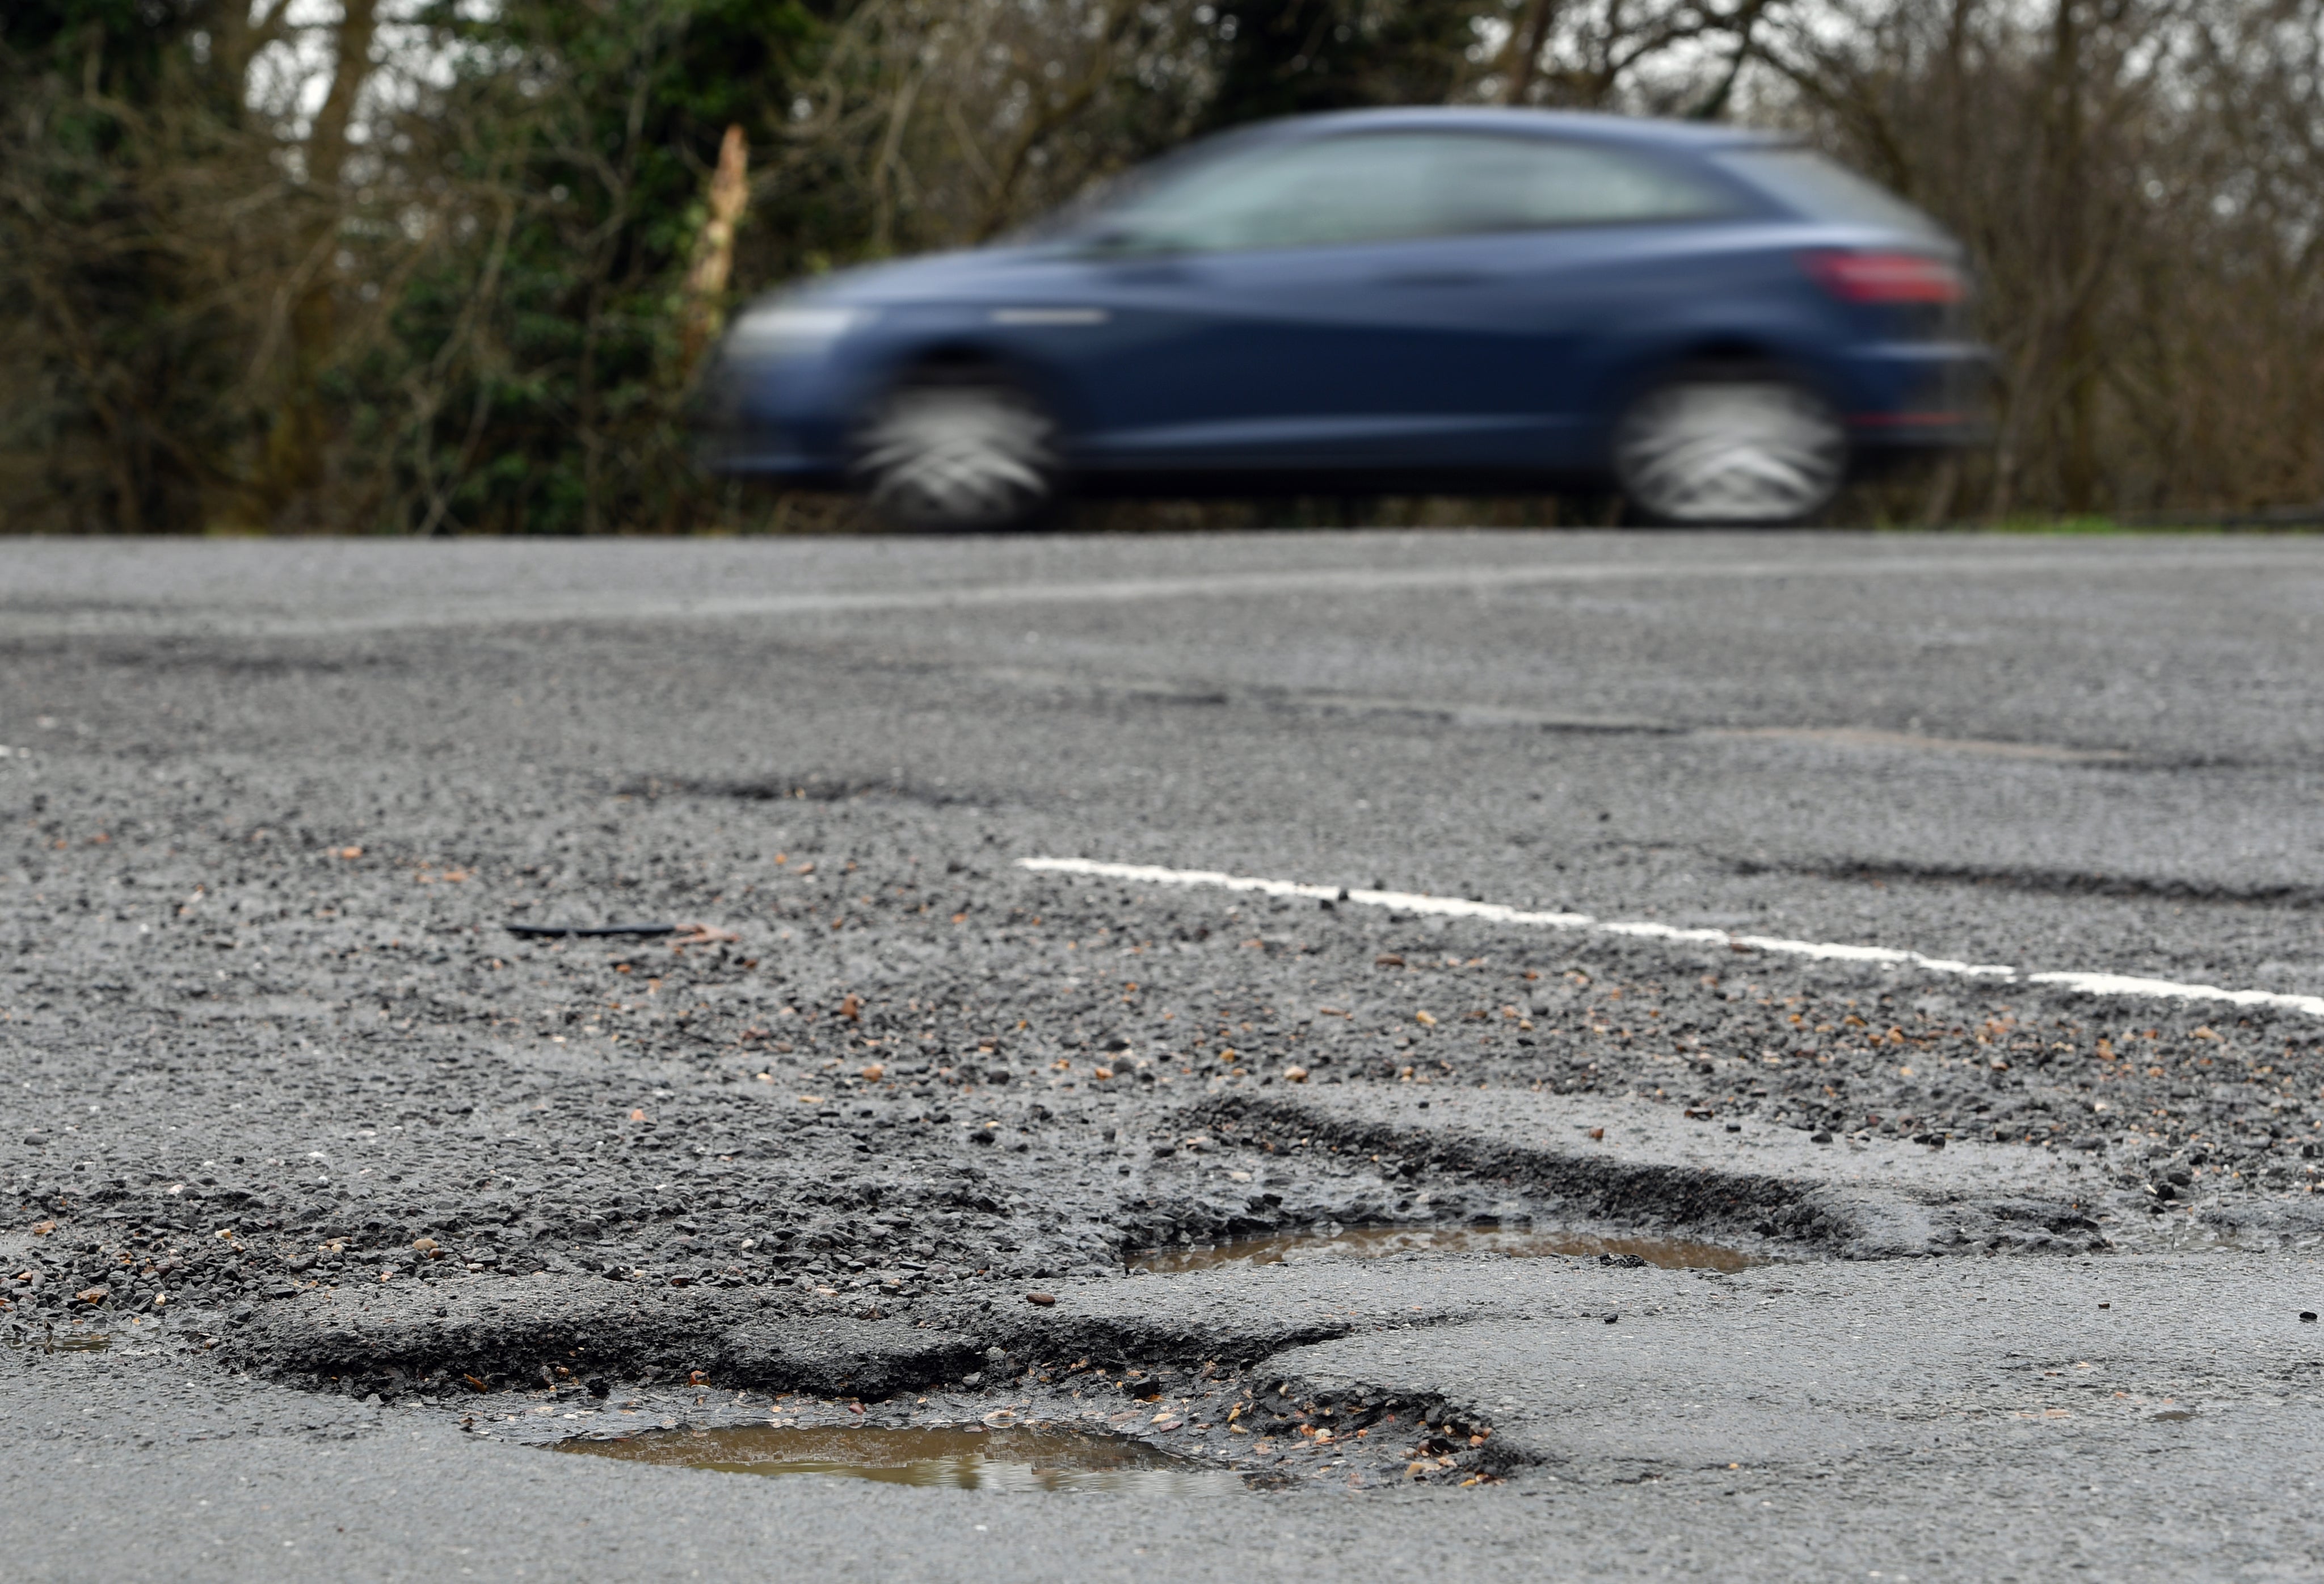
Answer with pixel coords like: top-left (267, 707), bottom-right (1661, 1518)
top-left (6, 553), bottom-right (2324, 1380)
top-left (10, 772), bottom-right (2323, 1348)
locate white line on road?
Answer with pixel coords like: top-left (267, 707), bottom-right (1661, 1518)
top-left (1021, 856), bottom-right (2324, 1019)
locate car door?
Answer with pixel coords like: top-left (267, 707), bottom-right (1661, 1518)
top-left (1041, 131), bottom-right (1739, 474)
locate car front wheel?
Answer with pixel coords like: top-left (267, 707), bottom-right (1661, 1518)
top-left (853, 374), bottom-right (1060, 531)
top-left (1613, 374), bottom-right (1847, 526)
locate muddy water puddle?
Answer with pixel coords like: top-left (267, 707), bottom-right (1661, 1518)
top-left (555, 1425), bottom-right (1245, 1494)
top-left (1133, 1222), bottom-right (1757, 1274)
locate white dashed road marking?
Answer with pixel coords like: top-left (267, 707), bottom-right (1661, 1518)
top-left (1021, 856), bottom-right (2324, 1019)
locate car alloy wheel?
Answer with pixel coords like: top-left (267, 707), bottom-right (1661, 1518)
top-left (1613, 376), bottom-right (1846, 526)
top-left (854, 377), bottom-right (1059, 531)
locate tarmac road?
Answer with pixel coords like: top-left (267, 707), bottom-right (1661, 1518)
top-left (5, 529), bottom-right (2323, 1581)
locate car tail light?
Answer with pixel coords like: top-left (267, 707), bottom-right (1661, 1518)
top-left (1800, 250), bottom-right (1965, 304)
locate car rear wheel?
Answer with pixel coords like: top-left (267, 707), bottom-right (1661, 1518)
top-left (1613, 373), bottom-right (1846, 526)
top-left (854, 373), bottom-right (1060, 532)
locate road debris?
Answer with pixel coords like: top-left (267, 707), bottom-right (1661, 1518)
top-left (506, 922), bottom-right (676, 939)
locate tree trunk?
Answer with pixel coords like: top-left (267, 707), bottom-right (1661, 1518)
top-left (2046, 0), bottom-right (2100, 514)
top-left (1501, 0), bottom-right (1557, 105)
top-left (256, 0), bottom-right (377, 526)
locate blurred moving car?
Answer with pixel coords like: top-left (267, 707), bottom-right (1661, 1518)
top-left (705, 108), bottom-right (1989, 529)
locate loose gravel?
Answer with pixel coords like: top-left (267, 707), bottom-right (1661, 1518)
top-left (10, 753), bottom-right (2322, 1359)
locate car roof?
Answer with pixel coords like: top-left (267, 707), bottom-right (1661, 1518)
top-left (1244, 106), bottom-right (1783, 154)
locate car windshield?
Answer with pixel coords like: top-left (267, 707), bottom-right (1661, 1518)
top-left (1719, 147), bottom-right (1943, 236)
top-left (1056, 131), bottom-right (1734, 254)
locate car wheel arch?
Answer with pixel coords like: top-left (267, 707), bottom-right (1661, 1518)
top-left (849, 351), bottom-right (1070, 531)
top-left (1592, 338), bottom-right (1835, 457)
top-left (862, 343), bottom-right (1078, 437)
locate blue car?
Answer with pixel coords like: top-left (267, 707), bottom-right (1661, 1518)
top-left (705, 108), bottom-right (1988, 528)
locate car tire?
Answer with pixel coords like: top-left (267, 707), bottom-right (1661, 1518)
top-left (1612, 371), bottom-right (1847, 527)
top-left (853, 371), bottom-right (1061, 532)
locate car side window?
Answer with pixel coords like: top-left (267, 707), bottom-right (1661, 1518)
top-left (1426, 136), bottom-right (1734, 232)
top-left (1102, 136), bottom-right (1441, 253)
top-left (1098, 132), bottom-right (1730, 254)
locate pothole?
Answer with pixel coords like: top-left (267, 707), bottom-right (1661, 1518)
top-left (1131, 1222), bottom-right (1758, 1274)
top-left (4, 1327), bottom-right (112, 1353)
top-left (553, 1423), bottom-right (1247, 1494)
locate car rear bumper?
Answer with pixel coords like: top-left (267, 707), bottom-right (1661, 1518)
top-left (1838, 342), bottom-right (1995, 452)
top-left (1848, 411), bottom-right (1993, 453)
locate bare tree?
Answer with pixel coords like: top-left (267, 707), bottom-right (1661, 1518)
top-left (1760, 0), bottom-right (2324, 518)
top-left (9, 0), bottom-right (2324, 532)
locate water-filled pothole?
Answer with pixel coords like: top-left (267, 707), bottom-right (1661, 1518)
top-left (555, 1425), bottom-right (1245, 1494)
top-left (1132, 1222), bottom-right (1757, 1274)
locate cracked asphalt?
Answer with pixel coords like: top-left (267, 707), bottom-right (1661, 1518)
top-left (5, 529), bottom-right (2324, 1581)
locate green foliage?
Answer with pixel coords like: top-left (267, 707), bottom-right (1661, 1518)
top-left (0, 0), bottom-right (273, 531)
top-left (5, 0), bottom-right (192, 87)
top-left (355, 0), bottom-right (828, 533)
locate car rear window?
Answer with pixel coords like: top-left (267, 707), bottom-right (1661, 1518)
top-left (1720, 148), bottom-right (1943, 236)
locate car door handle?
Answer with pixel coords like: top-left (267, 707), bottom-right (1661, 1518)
top-left (1378, 270), bottom-right (1490, 288)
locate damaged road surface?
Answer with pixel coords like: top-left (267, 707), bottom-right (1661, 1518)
top-left (6, 531), bottom-right (2324, 1581)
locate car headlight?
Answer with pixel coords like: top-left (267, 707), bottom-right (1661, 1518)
top-left (724, 304), bottom-right (872, 359)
